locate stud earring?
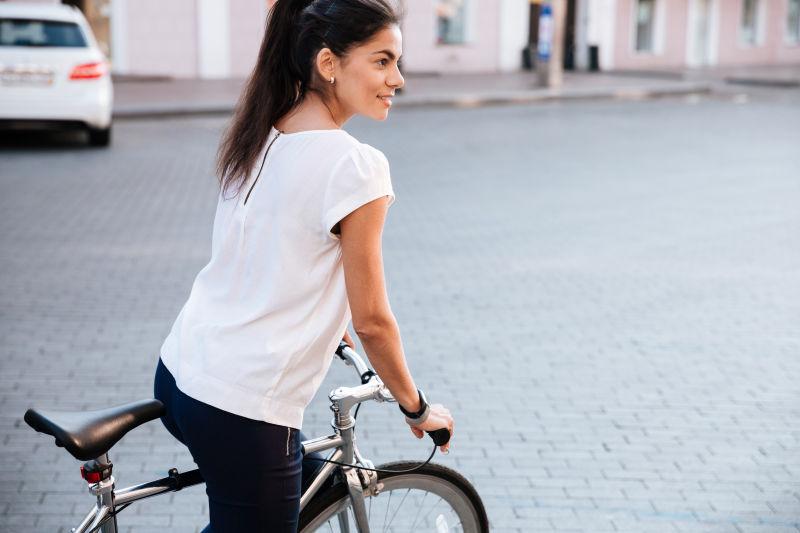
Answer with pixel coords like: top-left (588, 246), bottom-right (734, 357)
top-left (330, 76), bottom-right (335, 84)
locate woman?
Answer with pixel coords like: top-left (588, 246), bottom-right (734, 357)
top-left (153, 0), bottom-right (454, 531)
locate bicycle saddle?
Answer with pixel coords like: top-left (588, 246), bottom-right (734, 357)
top-left (24, 399), bottom-right (165, 461)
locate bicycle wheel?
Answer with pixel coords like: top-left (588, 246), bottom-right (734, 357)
top-left (299, 461), bottom-right (489, 532)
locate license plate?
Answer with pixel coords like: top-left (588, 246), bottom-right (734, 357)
top-left (1, 68), bottom-right (54, 86)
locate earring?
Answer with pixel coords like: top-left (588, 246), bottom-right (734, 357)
top-left (330, 76), bottom-right (335, 84)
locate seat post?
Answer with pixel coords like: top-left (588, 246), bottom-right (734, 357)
top-left (87, 452), bottom-right (118, 533)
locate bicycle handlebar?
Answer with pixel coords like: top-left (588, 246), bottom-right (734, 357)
top-left (334, 341), bottom-right (451, 448)
top-left (335, 342), bottom-right (372, 381)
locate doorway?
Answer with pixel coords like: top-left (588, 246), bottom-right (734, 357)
top-left (563, 0), bottom-right (576, 70)
top-left (524, 0), bottom-right (578, 70)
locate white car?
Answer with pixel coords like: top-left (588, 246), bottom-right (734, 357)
top-left (0, 2), bottom-right (113, 146)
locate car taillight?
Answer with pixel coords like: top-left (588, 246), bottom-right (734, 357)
top-left (69, 62), bottom-right (107, 80)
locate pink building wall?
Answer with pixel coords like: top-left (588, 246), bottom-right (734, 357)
top-left (116, 0), bottom-right (799, 78)
top-left (402, 0), bottom-right (501, 73)
top-left (612, 0), bottom-right (690, 70)
top-left (229, 0), bottom-right (267, 77)
top-left (610, 0), bottom-right (800, 70)
top-left (124, 0), bottom-right (198, 78)
top-left (716, 0), bottom-right (800, 65)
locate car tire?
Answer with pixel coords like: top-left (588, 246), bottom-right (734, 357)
top-left (88, 125), bottom-right (111, 147)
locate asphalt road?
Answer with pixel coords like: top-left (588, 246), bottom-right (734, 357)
top-left (1, 90), bottom-right (799, 532)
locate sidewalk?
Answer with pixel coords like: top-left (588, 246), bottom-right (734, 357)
top-left (112, 64), bottom-right (799, 118)
top-left (683, 63), bottom-right (800, 87)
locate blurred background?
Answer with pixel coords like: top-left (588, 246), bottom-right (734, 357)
top-left (1, 0), bottom-right (798, 532)
top-left (20, 0), bottom-right (800, 78)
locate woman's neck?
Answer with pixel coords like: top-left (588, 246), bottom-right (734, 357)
top-left (276, 92), bottom-right (350, 133)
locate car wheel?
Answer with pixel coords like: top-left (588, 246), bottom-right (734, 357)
top-left (88, 125), bottom-right (111, 147)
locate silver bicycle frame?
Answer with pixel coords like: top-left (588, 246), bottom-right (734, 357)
top-left (71, 345), bottom-right (392, 533)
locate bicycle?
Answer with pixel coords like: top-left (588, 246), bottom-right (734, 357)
top-left (24, 342), bottom-right (489, 532)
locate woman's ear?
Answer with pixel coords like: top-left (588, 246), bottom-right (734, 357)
top-left (315, 47), bottom-right (336, 82)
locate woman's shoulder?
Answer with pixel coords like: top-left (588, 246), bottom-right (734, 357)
top-left (278, 128), bottom-right (389, 177)
top-left (338, 140), bottom-right (390, 178)
top-left (311, 131), bottom-right (388, 173)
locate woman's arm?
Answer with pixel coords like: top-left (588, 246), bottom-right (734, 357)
top-left (339, 196), bottom-right (455, 451)
top-left (339, 196), bottom-right (422, 414)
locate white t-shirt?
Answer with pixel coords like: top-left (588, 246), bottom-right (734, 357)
top-left (159, 127), bottom-right (395, 429)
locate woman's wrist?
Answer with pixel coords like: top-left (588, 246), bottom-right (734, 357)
top-left (398, 388), bottom-right (428, 418)
top-left (397, 389), bottom-right (422, 414)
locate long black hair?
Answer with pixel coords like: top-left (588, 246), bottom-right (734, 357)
top-left (216, 0), bottom-right (399, 198)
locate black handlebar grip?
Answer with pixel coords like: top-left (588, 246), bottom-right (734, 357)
top-left (426, 428), bottom-right (451, 447)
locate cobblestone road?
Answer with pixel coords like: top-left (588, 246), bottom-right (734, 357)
top-left (1, 92), bottom-right (799, 532)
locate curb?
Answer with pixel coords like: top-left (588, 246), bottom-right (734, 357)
top-left (114, 103), bottom-right (235, 119)
top-left (112, 82), bottom-right (713, 120)
top-left (723, 77), bottom-right (800, 88)
top-left (389, 82), bottom-right (713, 109)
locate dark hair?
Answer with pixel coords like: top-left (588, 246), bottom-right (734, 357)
top-left (216, 0), bottom-right (399, 198)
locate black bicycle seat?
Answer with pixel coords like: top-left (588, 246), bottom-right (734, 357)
top-left (24, 399), bottom-right (165, 461)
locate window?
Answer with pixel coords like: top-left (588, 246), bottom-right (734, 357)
top-left (788, 0), bottom-right (800, 43)
top-left (0, 18), bottom-right (87, 47)
top-left (436, 0), bottom-right (467, 44)
top-left (635, 0), bottom-right (656, 52)
top-left (740, 0), bottom-right (759, 45)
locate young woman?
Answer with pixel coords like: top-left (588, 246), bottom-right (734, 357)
top-left (153, 0), bottom-right (454, 530)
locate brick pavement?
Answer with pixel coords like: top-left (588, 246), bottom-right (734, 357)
top-left (1, 93), bottom-right (799, 532)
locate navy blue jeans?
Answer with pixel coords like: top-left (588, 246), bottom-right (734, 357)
top-left (154, 358), bottom-right (325, 532)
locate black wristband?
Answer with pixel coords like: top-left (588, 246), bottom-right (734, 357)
top-left (398, 389), bottom-right (429, 419)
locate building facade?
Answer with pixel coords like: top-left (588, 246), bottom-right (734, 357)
top-left (108, 0), bottom-right (267, 78)
top-left (401, 0), bottom-right (530, 73)
top-left (27, 0), bottom-right (800, 77)
top-left (593, 0), bottom-right (800, 70)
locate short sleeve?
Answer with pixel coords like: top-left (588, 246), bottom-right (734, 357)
top-left (321, 144), bottom-right (395, 238)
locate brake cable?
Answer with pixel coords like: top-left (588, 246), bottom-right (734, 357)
top-left (84, 502), bottom-right (133, 533)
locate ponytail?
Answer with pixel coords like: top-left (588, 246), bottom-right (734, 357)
top-left (216, 0), bottom-right (399, 199)
top-left (216, 0), bottom-right (312, 199)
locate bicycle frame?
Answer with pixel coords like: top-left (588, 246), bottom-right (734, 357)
top-left (71, 345), bottom-right (390, 533)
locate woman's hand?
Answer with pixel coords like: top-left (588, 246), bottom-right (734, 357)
top-left (408, 404), bottom-right (454, 454)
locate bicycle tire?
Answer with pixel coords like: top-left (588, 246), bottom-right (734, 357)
top-left (298, 461), bottom-right (489, 532)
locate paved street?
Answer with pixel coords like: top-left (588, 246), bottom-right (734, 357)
top-left (1, 91), bottom-right (799, 532)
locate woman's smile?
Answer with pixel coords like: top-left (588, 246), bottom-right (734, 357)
top-left (378, 93), bottom-right (394, 107)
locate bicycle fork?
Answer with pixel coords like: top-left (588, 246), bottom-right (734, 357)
top-left (329, 387), bottom-right (385, 533)
top-left (343, 467), bottom-right (368, 532)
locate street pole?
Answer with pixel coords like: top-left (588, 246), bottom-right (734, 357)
top-left (536, 0), bottom-right (567, 88)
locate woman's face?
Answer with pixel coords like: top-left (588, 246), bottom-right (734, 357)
top-left (331, 25), bottom-right (404, 121)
